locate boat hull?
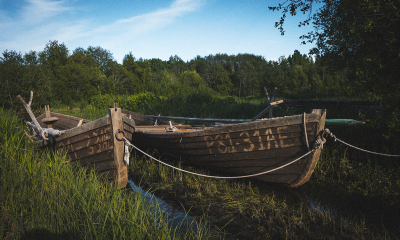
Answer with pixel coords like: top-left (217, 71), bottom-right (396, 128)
top-left (36, 108), bottom-right (133, 188)
top-left (129, 109), bottom-right (326, 187)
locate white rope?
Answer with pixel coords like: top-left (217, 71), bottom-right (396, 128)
top-left (124, 144), bottom-right (130, 165)
top-left (123, 137), bottom-right (318, 179)
top-left (324, 129), bottom-right (400, 157)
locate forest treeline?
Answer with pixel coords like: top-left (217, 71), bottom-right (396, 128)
top-left (1, 40), bottom-right (353, 109)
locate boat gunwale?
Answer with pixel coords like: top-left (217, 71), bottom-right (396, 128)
top-left (134, 112), bottom-right (323, 137)
top-left (35, 115), bottom-right (110, 148)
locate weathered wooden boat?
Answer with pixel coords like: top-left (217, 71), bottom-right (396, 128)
top-left (122, 108), bottom-right (327, 187)
top-left (32, 105), bottom-right (135, 189)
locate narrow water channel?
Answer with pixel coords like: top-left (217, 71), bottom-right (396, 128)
top-left (127, 180), bottom-right (198, 230)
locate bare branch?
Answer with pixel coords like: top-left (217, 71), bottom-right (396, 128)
top-left (17, 91), bottom-right (48, 140)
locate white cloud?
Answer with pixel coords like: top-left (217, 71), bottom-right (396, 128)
top-left (79, 0), bottom-right (205, 59)
top-left (0, 0), bottom-right (204, 56)
top-left (21, 0), bottom-right (72, 25)
top-left (91, 0), bottom-right (203, 38)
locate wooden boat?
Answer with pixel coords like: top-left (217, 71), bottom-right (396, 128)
top-left (122, 109), bottom-right (327, 187)
top-left (34, 106), bottom-right (135, 188)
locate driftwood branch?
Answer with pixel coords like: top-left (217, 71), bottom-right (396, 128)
top-left (270, 87), bottom-right (277, 118)
top-left (264, 87), bottom-right (270, 101)
top-left (17, 91), bottom-right (48, 140)
top-left (263, 87), bottom-right (279, 118)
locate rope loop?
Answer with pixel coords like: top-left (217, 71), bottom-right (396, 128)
top-left (115, 129), bottom-right (125, 141)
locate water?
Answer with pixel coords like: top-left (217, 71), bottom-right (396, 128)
top-left (127, 180), bottom-right (198, 230)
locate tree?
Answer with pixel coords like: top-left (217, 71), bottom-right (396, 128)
top-left (85, 46), bottom-right (114, 72)
top-left (152, 70), bottom-right (176, 96)
top-left (122, 53), bottom-right (152, 94)
top-left (269, 0), bottom-right (400, 99)
top-left (0, 50), bottom-right (24, 108)
top-left (178, 70), bottom-right (208, 96)
top-left (39, 40), bottom-right (69, 72)
top-left (270, 0), bottom-right (400, 138)
top-left (167, 55), bottom-right (186, 76)
top-left (105, 60), bottom-right (133, 95)
top-left (56, 52), bottom-right (104, 103)
top-left (287, 50), bottom-right (312, 66)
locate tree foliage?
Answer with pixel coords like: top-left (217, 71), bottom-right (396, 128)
top-left (269, 0), bottom-right (400, 98)
top-left (1, 40), bottom-right (353, 110)
top-left (269, 0), bottom-right (400, 137)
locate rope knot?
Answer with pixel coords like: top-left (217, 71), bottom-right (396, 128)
top-left (314, 137), bottom-right (326, 150)
top-left (166, 121), bottom-right (178, 132)
top-left (324, 128), bottom-right (337, 141)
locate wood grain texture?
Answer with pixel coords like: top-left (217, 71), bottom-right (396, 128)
top-left (129, 109), bottom-right (326, 187)
top-left (109, 108), bottom-right (128, 188)
top-left (35, 109), bottom-right (131, 189)
top-left (37, 112), bottom-right (91, 130)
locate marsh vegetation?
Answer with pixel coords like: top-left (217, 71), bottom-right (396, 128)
top-left (4, 94), bottom-right (398, 239)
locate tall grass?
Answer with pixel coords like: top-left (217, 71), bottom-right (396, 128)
top-left (124, 95), bottom-right (400, 238)
top-left (0, 109), bottom-right (215, 239)
top-left (30, 95), bottom-right (400, 238)
top-left (129, 150), bottom-right (396, 239)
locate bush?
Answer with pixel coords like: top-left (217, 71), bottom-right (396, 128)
top-left (89, 92), bottom-right (158, 111)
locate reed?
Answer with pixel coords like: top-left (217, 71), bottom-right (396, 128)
top-left (0, 109), bottom-right (216, 239)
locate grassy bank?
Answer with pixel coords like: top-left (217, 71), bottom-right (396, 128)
top-left (125, 95), bottom-right (400, 239)
top-left (129, 148), bottom-right (399, 239)
top-left (16, 95), bottom-right (399, 239)
top-left (0, 109), bottom-right (215, 239)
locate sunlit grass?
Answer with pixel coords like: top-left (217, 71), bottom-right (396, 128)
top-left (18, 95), bottom-right (399, 238)
top-left (0, 109), bottom-right (217, 239)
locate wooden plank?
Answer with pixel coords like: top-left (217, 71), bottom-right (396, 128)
top-left (128, 109), bottom-right (326, 187)
top-left (37, 112), bottom-right (91, 130)
top-left (122, 115), bottom-right (136, 132)
top-left (60, 133), bottom-right (112, 153)
top-left (56, 126), bottom-right (112, 148)
top-left (135, 133), bottom-right (312, 156)
top-left (109, 108), bottom-right (128, 188)
top-left (67, 139), bottom-right (113, 161)
top-left (139, 125), bottom-right (316, 148)
top-left (70, 150), bottom-right (114, 165)
top-left (57, 116), bottom-right (110, 141)
top-left (35, 109), bottom-right (130, 189)
top-left (182, 148), bottom-right (308, 164)
top-left (289, 109), bottom-right (326, 187)
top-left (208, 163), bottom-right (307, 175)
top-left (134, 113), bottom-right (321, 139)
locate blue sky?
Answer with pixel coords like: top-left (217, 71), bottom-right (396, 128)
top-left (0, 0), bottom-right (318, 63)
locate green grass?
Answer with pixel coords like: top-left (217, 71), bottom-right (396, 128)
top-left (124, 95), bottom-right (400, 239)
top-left (18, 95), bottom-right (399, 239)
top-left (129, 149), bottom-right (398, 239)
top-left (0, 109), bottom-right (217, 239)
